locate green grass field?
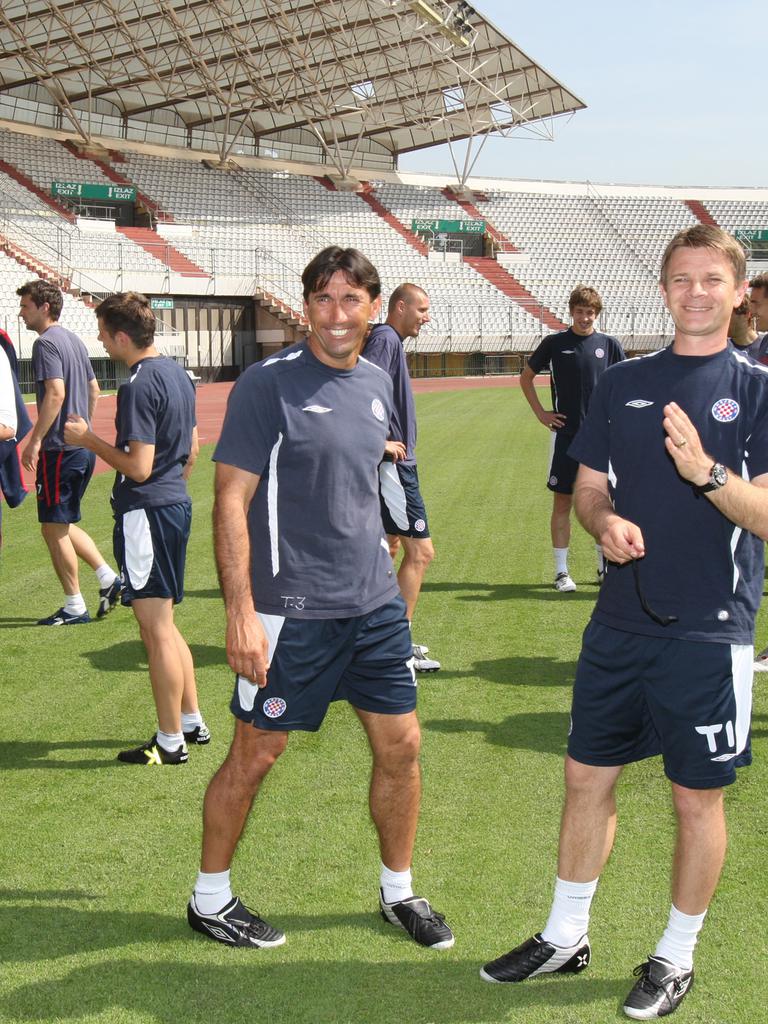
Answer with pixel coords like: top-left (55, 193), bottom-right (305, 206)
top-left (1, 386), bottom-right (765, 1024)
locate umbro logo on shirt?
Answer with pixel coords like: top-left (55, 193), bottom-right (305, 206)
top-left (626, 399), bottom-right (654, 408)
top-left (302, 405), bottom-right (332, 413)
top-left (561, 349), bottom-right (575, 354)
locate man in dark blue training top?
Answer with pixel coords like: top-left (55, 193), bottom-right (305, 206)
top-left (520, 286), bottom-right (625, 592)
top-left (17, 280), bottom-right (120, 624)
top-left (363, 283), bottom-right (440, 672)
top-left (186, 247), bottom-right (454, 952)
top-left (64, 292), bottom-right (208, 765)
top-left (482, 225), bottom-right (765, 1021)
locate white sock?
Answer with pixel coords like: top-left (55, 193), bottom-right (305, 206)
top-left (380, 862), bottom-right (414, 904)
top-left (654, 905), bottom-right (706, 971)
top-left (596, 545), bottom-right (606, 574)
top-left (194, 870), bottom-right (233, 915)
top-left (554, 548), bottom-right (569, 576)
top-left (181, 711), bottom-right (203, 731)
top-left (541, 876), bottom-right (599, 947)
top-left (64, 593), bottom-right (87, 615)
top-left (156, 730), bottom-right (185, 752)
top-left (95, 564), bottom-right (118, 588)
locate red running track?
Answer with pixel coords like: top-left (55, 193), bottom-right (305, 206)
top-left (21, 374), bottom-right (541, 481)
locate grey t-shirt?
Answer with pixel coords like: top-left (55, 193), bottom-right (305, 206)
top-left (32, 324), bottom-right (95, 451)
top-left (213, 340), bottom-right (400, 619)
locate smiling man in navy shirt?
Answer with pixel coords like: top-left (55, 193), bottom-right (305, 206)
top-left (186, 247), bottom-right (453, 954)
top-left (483, 226), bottom-right (767, 1020)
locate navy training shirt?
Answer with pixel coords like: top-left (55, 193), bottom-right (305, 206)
top-left (570, 345), bottom-right (768, 643)
top-left (213, 340), bottom-right (400, 619)
top-left (362, 323), bottom-right (418, 464)
top-left (528, 328), bottom-right (625, 435)
top-left (111, 356), bottom-right (196, 513)
top-left (32, 324), bottom-right (95, 451)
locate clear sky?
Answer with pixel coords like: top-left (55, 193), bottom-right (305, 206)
top-left (399, 1), bottom-right (766, 189)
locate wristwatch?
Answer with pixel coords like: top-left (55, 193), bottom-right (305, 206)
top-left (695, 463), bottom-right (728, 493)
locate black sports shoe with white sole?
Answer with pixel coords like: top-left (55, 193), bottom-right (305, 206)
top-left (117, 735), bottom-right (188, 765)
top-left (183, 723), bottom-right (211, 745)
top-left (481, 932), bottom-right (591, 982)
top-left (379, 890), bottom-right (454, 949)
top-left (97, 578), bottom-right (122, 618)
top-left (187, 896), bottom-right (286, 948)
top-left (622, 956), bottom-right (693, 1019)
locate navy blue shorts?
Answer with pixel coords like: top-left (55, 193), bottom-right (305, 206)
top-left (568, 622), bottom-right (753, 789)
top-left (113, 501), bottom-right (191, 605)
top-left (547, 431), bottom-right (578, 494)
top-left (231, 595), bottom-right (416, 732)
top-left (36, 448), bottom-right (95, 523)
top-left (379, 462), bottom-right (430, 538)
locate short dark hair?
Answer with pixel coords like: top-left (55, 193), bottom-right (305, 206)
top-left (16, 280), bottom-right (63, 321)
top-left (750, 272), bottom-right (768, 293)
top-left (388, 283), bottom-right (428, 316)
top-left (95, 291), bottom-right (156, 348)
top-left (301, 247), bottom-right (381, 302)
top-left (660, 225), bottom-right (746, 285)
top-left (569, 285), bottom-right (603, 315)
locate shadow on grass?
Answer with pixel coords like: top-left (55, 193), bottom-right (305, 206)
top-left (82, 640), bottom-right (227, 671)
top-left (184, 588), bottom-right (222, 599)
top-left (0, 738), bottom-right (141, 770)
top-left (435, 655), bottom-right (577, 687)
top-left (421, 580), bottom-right (599, 603)
top-left (425, 711), bottom-right (568, 756)
top-left (0, 952), bottom-right (625, 1024)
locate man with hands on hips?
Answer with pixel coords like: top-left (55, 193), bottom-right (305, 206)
top-left (482, 225), bottom-right (766, 1021)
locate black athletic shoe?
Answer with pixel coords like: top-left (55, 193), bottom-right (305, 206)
top-left (379, 890), bottom-right (454, 949)
top-left (481, 933), bottom-right (591, 983)
top-left (97, 578), bottom-right (122, 618)
top-left (187, 896), bottom-right (286, 948)
top-left (36, 607), bottom-right (91, 626)
top-left (623, 957), bottom-right (694, 1019)
top-left (183, 723), bottom-right (211, 745)
top-left (117, 735), bottom-right (188, 765)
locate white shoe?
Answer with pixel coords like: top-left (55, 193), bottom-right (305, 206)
top-left (754, 644), bottom-right (768, 672)
top-left (554, 572), bottom-right (577, 593)
top-left (412, 643), bottom-right (441, 672)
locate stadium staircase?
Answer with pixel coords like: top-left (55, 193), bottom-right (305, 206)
top-left (0, 158), bottom-right (75, 222)
top-left (61, 141), bottom-right (174, 225)
top-left (116, 226), bottom-right (209, 278)
top-left (436, 186), bottom-right (566, 328)
top-left (440, 186), bottom-right (516, 252)
top-left (684, 199), bottom-right (719, 227)
top-left (317, 177), bottom-right (430, 256)
top-left (464, 257), bottom-right (567, 331)
top-left (0, 229), bottom-right (95, 305)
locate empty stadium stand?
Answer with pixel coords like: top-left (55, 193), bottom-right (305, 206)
top-left (1, 123), bottom-right (767, 377)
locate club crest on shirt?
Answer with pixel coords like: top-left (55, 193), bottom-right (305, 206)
top-left (594, 348), bottom-right (605, 358)
top-left (263, 697), bottom-right (287, 719)
top-left (711, 398), bottom-right (739, 423)
top-left (371, 398), bottom-right (386, 422)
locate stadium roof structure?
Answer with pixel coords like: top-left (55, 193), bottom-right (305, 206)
top-left (0, 0), bottom-right (585, 183)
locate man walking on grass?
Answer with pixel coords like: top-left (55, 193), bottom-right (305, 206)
top-left (18, 280), bottom-right (120, 624)
top-left (64, 292), bottom-right (208, 765)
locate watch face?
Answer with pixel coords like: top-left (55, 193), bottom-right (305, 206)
top-left (712, 464), bottom-right (728, 487)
